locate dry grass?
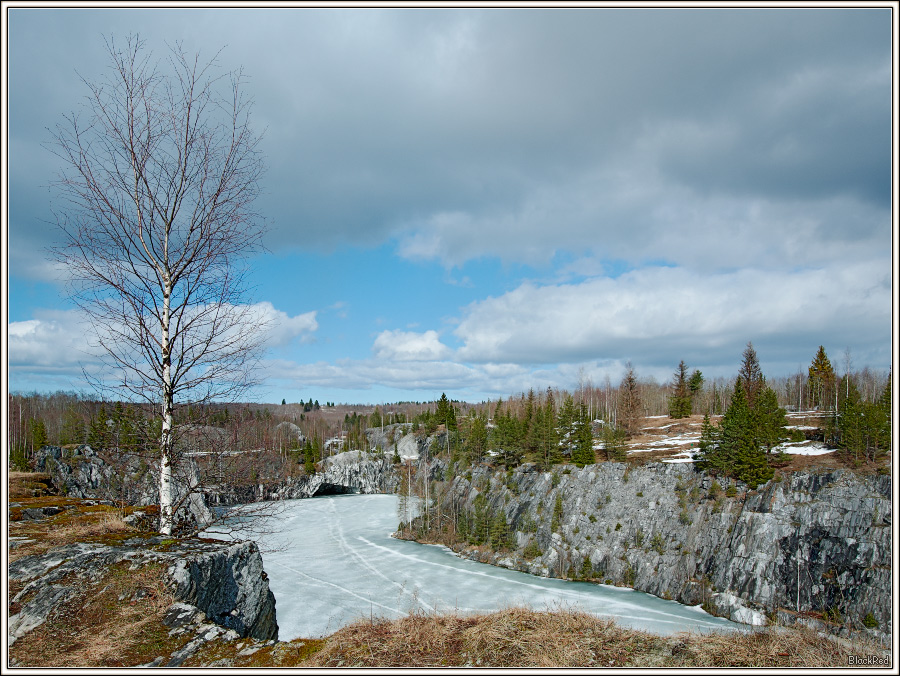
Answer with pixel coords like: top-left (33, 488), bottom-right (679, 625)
top-left (8, 471), bottom-right (139, 563)
top-left (9, 508), bottom-right (137, 563)
top-left (9, 562), bottom-right (179, 668)
top-left (7, 472), bottom-right (56, 499)
top-left (296, 607), bottom-right (890, 669)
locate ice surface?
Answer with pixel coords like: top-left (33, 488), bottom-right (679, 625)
top-left (241, 494), bottom-right (740, 640)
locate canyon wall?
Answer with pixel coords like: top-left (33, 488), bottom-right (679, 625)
top-left (430, 462), bottom-right (891, 640)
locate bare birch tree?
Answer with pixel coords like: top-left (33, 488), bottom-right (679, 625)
top-left (49, 35), bottom-right (268, 535)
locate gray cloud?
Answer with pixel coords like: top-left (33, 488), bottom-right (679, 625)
top-left (8, 8), bottom-right (890, 275)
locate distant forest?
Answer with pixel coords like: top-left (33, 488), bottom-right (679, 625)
top-left (8, 343), bottom-right (891, 480)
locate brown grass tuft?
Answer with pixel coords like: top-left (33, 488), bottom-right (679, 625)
top-left (7, 472), bottom-right (56, 499)
top-left (296, 606), bottom-right (890, 669)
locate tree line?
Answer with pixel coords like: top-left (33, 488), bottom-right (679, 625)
top-left (9, 343), bottom-right (891, 482)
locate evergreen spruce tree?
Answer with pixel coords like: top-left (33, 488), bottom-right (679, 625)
top-left (572, 403), bottom-right (595, 467)
top-left (557, 394), bottom-right (576, 455)
top-left (808, 346), bottom-right (836, 411)
top-left (304, 440), bottom-right (317, 475)
top-left (668, 360), bottom-right (692, 419)
top-left (88, 405), bottom-right (111, 450)
top-left (697, 380), bottom-right (773, 487)
top-left (543, 389), bottom-right (561, 467)
top-left (435, 393), bottom-right (452, 428)
top-left (30, 418), bottom-right (48, 454)
top-left (618, 363), bottom-right (643, 437)
top-left (601, 424), bottom-right (628, 462)
top-left (738, 342), bottom-right (765, 409)
top-left (834, 374), bottom-right (891, 465)
top-left (688, 369), bottom-right (705, 399)
top-left (754, 386), bottom-right (787, 454)
top-left (59, 405), bottom-right (86, 446)
top-left (465, 412), bottom-right (488, 465)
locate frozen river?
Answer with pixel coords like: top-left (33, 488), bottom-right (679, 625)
top-left (233, 494), bottom-right (740, 641)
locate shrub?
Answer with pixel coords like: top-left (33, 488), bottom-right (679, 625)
top-left (633, 528), bottom-right (644, 548)
top-left (725, 485), bottom-right (737, 498)
top-left (551, 494), bottom-right (564, 531)
top-left (862, 613), bottom-right (879, 629)
top-left (523, 539), bottom-right (543, 559)
top-left (579, 557), bottom-right (594, 580)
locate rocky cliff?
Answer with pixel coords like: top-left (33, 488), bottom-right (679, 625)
top-left (8, 536), bottom-right (278, 647)
top-left (206, 450), bottom-right (403, 505)
top-left (33, 445), bottom-right (214, 532)
top-left (428, 462), bottom-right (891, 641)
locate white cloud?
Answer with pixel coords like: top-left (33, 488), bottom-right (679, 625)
top-left (8, 303), bottom-right (319, 391)
top-left (249, 302), bottom-right (319, 347)
top-left (372, 329), bottom-right (450, 362)
top-left (8, 310), bottom-right (101, 367)
top-left (453, 262), bottom-right (891, 368)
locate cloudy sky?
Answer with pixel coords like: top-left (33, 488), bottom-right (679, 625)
top-left (5, 6), bottom-right (895, 405)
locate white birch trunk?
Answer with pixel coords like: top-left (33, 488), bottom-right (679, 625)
top-left (159, 279), bottom-right (175, 536)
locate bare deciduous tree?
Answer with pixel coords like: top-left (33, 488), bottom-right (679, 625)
top-left (49, 35), bottom-right (268, 535)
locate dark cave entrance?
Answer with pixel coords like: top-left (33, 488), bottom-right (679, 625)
top-left (312, 482), bottom-right (359, 496)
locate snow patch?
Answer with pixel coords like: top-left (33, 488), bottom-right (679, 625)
top-left (771, 442), bottom-right (835, 456)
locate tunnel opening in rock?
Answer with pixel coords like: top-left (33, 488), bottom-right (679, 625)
top-left (312, 482), bottom-right (359, 497)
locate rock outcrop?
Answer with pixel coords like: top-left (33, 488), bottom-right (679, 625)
top-left (430, 462), bottom-right (891, 641)
top-left (365, 424), bottom-right (449, 461)
top-left (8, 537), bottom-right (278, 646)
top-left (207, 450), bottom-right (403, 505)
top-left (33, 445), bottom-right (214, 532)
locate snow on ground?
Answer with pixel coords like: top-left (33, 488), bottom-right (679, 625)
top-left (643, 422), bottom-right (701, 432)
top-left (629, 436), bottom-right (700, 453)
top-left (662, 450), bottom-right (700, 464)
top-left (771, 441), bottom-right (835, 456)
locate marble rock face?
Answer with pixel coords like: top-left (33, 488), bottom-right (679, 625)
top-left (434, 462), bottom-right (891, 641)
